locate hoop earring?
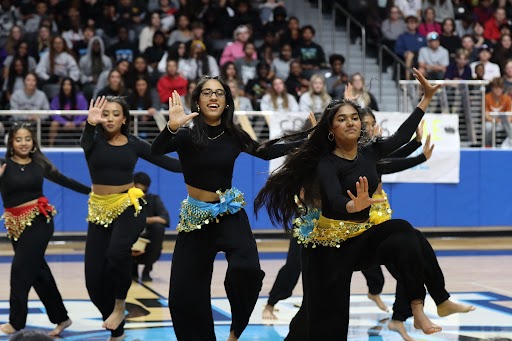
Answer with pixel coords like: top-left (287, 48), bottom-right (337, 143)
top-left (328, 132), bottom-right (334, 141)
top-left (30, 147), bottom-right (37, 154)
top-left (225, 104), bottom-right (230, 108)
top-left (197, 106), bottom-right (201, 113)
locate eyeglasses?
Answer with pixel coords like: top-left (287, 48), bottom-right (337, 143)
top-left (12, 122), bottom-right (33, 128)
top-left (200, 89), bottom-right (226, 98)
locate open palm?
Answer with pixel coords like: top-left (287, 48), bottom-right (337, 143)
top-left (168, 90), bottom-right (198, 131)
top-left (88, 96), bottom-right (108, 125)
top-left (347, 177), bottom-right (386, 212)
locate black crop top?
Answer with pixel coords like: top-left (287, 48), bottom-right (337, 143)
top-left (81, 122), bottom-right (182, 186)
top-left (316, 107), bottom-right (425, 221)
top-left (0, 158), bottom-right (90, 208)
top-left (151, 124), bottom-right (305, 192)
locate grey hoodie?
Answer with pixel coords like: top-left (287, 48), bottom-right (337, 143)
top-left (79, 36), bottom-right (112, 84)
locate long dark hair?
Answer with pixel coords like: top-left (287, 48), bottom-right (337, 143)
top-left (129, 77), bottom-right (153, 110)
top-left (6, 123), bottom-right (56, 172)
top-left (95, 96), bottom-right (131, 136)
top-left (58, 77), bottom-right (78, 109)
top-left (254, 99), bottom-right (365, 232)
top-left (7, 56), bottom-right (28, 94)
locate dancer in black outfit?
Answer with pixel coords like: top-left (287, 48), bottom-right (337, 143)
top-left (151, 76), bottom-right (307, 341)
top-left (0, 123), bottom-right (90, 336)
top-left (81, 96), bottom-right (181, 340)
top-left (255, 69), bottom-right (443, 340)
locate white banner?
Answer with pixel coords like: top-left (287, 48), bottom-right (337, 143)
top-left (376, 112), bottom-right (460, 183)
top-left (267, 111), bottom-right (460, 183)
top-left (268, 111), bottom-right (311, 173)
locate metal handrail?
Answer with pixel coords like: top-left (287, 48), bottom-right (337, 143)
top-left (332, 3), bottom-right (366, 76)
top-left (378, 44), bottom-right (408, 110)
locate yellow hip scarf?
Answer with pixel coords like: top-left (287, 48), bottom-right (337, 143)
top-left (369, 190), bottom-right (392, 225)
top-left (87, 188), bottom-right (145, 227)
top-left (305, 214), bottom-right (373, 248)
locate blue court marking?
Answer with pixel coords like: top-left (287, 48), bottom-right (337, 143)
top-left (1, 250), bottom-right (511, 263)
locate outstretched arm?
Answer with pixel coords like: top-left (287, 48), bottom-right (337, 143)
top-left (378, 133), bottom-right (434, 175)
top-left (45, 166), bottom-right (91, 194)
top-left (136, 136), bottom-right (182, 173)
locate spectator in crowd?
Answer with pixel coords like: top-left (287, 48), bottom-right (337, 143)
top-left (23, 1), bottom-right (58, 34)
top-left (96, 69), bottom-right (130, 98)
top-left (156, 0), bottom-right (177, 33)
top-left (264, 5), bottom-right (288, 42)
top-left (0, 0), bottom-right (22, 47)
top-left (245, 61), bottom-right (273, 110)
top-left (3, 41), bottom-right (37, 79)
top-left (271, 43), bottom-right (293, 80)
top-left (380, 6), bottom-right (407, 71)
top-left (470, 44), bottom-right (501, 80)
top-left (260, 77), bottom-right (299, 112)
top-left (220, 25), bottom-right (256, 66)
top-left (395, 15), bottom-right (427, 79)
top-left (117, 0), bottom-right (147, 36)
top-left (456, 13), bottom-right (474, 37)
top-left (485, 77), bottom-right (512, 146)
top-left (299, 74), bottom-right (331, 114)
top-left (461, 34), bottom-right (479, 63)
top-left (35, 35), bottom-right (80, 99)
top-left (9, 72), bottom-right (49, 122)
top-left (445, 49), bottom-right (472, 80)
top-left (61, 7), bottom-right (83, 50)
top-left (132, 172), bottom-right (170, 282)
top-left (227, 79), bottom-right (253, 111)
top-left (422, 0), bottom-right (454, 23)
top-left (107, 26), bottom-right (139, 63)
top-left (259, 0), bottom-right (286, 25)
top-left (418, 32), bottom-right (450, 79)
top-left (178, 40), bottom-right (220, 81)
top-left (280, 16), bottom-right (301, 51)
top-left (492, 34), bottom-right (512, 73)
top-left (48, 77), bottom-right (88, 146)
top-left (129, 76), bottom-right (159, 138)
top-left (473, 62), bottom-right (485, 81)
top-left (79, 36), bottom-right (112, 101)
top-left (157, 59), bottom-right (188, 108)
top-left (235, 41), bottom-right (259, 86)
top-left (220, 61), bottom-right (240, 85)
top-left (418, 7), bottom-right (442, 37)
top-left (139, 11), bottom-right (163, 54)
top-left (73, 26), bottom-right (95, 59)
top-left (293, 25), bottom-right (326, 78)
top-left (230, 0), bottom-right (263, 39)
top-left (439, 18), bottom-right (461, 59)
top-left (472, 21), bottom-right (491, 49)
top-left (473, 0), bottom-right (495, 25)
top-left (395, 0), bottom-right (422, 20)
top-left (157, 41), bottom-right (188, 74)
top-left (30, 24), bottom-right (51, 62)
top-left (484, 7), bottom-right (507, 45)
top-left (4, 25), bottom-right (23, 56)
top-left (325, 53), bottom-right (348, 99)
top-left (285, 60), bottom-right (310, 101)
top-left (142, 30), bottom-right (167, 72)
top-left (258, 31), bottom-right (278, 68)
top-left (503, 60), bottom-right (512, 96)
top-left (95, 60), bottom-right (130, 96)
top-left (182, 80), bottom-right (198, 114)
top-left (2, 56), bottom-right (28, 106)
top-left (168, 13), bottom-right (193, 46)
top-left (347, 72), bottom-right (380, 111)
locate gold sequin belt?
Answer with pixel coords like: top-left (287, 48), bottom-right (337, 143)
top-left (1, 197), bottom-right (56, 241)
top-left (295, 213), bottom-right (373, 248)
top-left (87, 188), bottom-right (145, 227)
top-left (369, 190), bottom-right (392, 225)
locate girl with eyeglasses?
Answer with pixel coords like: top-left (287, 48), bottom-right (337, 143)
top-left (81, 96), bottom-right (181, 340)
top-left (0, 123), bottom-right (90, 336)
top-left (151, 76), bottom-right (310, 341)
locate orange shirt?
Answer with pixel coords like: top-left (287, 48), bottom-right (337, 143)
top-left (485, 92), bottom-right (512, 122)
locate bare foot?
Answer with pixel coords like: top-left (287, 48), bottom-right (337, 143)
top-left (388, 320), bottom-right (415, 341)
top-left (102, 299), bottom-right (126, 330)
top-left (48, 318), bottom-right (72, 336)
top-left (262, 304), bottom-right (278, 320)
top-left (437, 299), bottom-right (476, 317)
top-left (227, 330), bottom-right (238, 341)
top-left (368, 293), bottom-right (389, 312)
top-left (108, 333), bottom-right (125, 341)
top-left (0, 323), bottom-right (16, 334)
top-left (411, 301), bottom-right (442, 335)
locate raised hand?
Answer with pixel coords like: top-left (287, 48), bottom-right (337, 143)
top-left (412, 68), bottom-right (441, 99)
top-left (373, 124), bottom-right (382, 137)
top-left (344, 82), bottom-right (355, 100)
top-left (415, 120), bottom-right (425, 142)
top-left (0, 163), bottom-right (6, 177)
top-left (87, 96), bottom-right (108, 125)
top-left (422, 133), bottom-right (435, 160)
top-left (308, 111), bottom-right (317, 128)
top-left (346, 176), bottom-right (386, 213)
top-left (168, 90), bottom-right (198, 131)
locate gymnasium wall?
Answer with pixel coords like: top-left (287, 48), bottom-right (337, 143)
top-left (1, 149), bottom-right (511, 233)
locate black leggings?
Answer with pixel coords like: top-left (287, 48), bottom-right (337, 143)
top-left (267, 236), bottom-right (302, 307)
top-left (9, 215), bottom-right (68, 330)
top-left (362, 265), bottom-right (385, 295)
top-left (169, 209), bottom-right (265, 341)
top-left (85, 205), bottom-right (146, 337)
top-left (286, 219), bottom-right (426, 341)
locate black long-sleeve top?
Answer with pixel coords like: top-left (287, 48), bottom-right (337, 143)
top-left (151, 124), bottom-right (304, 192)
top-left (377, 139), bottom-right (425, 176)
top-left (316, 107), bottom-right (425, 221)
top-left (80, 122), bottom-right (182, 186)
top-left (145, 193), bottom-right (170, 228)
top-left (0, 158), bottom-right (90, 208)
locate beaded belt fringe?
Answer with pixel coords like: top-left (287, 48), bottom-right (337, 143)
top-left (177, 187), bottom-right (245, 233)
top-left (2, 197), bottom-right (56, 241)
top-left (87, 187), bottom-right (145, 228)
top-left (369, 190), bottom-right (392, 225)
